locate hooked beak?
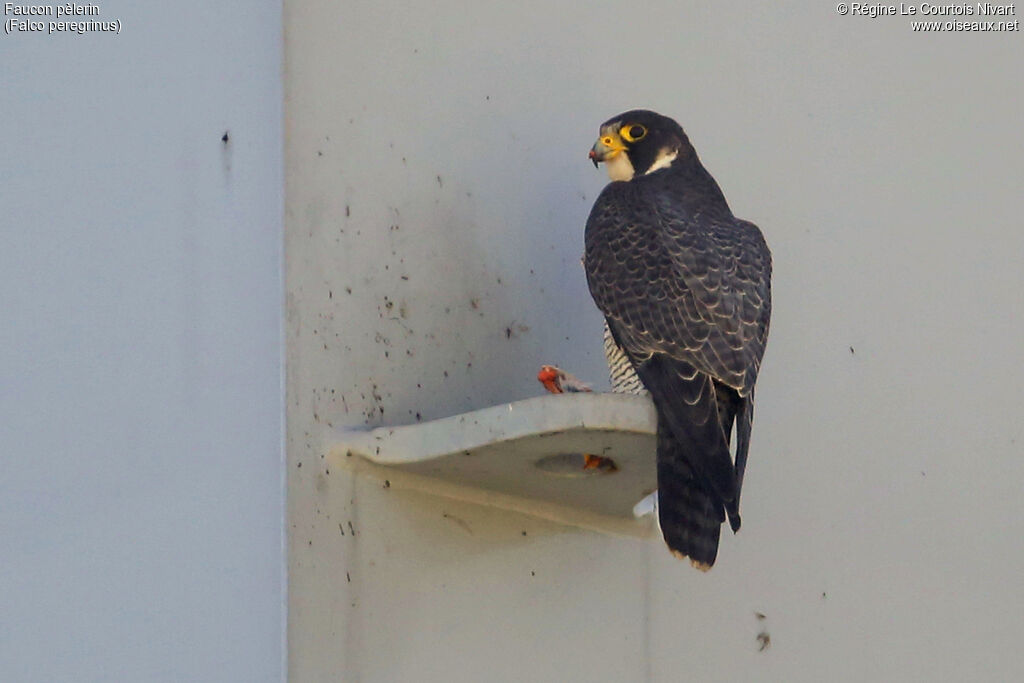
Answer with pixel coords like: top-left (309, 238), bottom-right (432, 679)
top-left (589, 133), bottom-right (626, 168)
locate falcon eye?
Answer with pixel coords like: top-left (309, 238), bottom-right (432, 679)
top-left (621, 125), bottom-right (647, 142)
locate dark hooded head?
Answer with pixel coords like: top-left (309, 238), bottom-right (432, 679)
top-left (589, 110), bottom-right (695, 181)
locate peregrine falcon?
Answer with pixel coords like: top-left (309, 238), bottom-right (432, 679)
top-left (585, 110), bottom-right (772, 570)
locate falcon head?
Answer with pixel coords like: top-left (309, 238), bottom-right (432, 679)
top-left (589, 110), bottom-right (691, 182)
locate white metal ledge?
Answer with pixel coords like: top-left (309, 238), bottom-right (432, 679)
top-left (328, 392), bottom-right (658, 537)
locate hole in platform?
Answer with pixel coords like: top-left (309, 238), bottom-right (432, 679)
top-left (534, 453), bottom-right (618, 477)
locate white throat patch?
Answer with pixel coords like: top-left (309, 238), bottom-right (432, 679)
top-left (605, 153), bottom-right (635, 182)
top-left (645, 147), bottom-right (678, 175)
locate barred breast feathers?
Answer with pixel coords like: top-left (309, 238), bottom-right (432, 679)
top-left (603, 322), bottom-right (648, 395)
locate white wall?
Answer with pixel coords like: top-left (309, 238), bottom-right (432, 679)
top-left (0, 3), bottom-right (284, 681)
top-left (286, 3), bottom-right (1024, 681)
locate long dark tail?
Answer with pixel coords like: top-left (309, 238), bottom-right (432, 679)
top-left (655, 412), bottom-right (725, 570)
top-left (630, 353), bottom-right (735, 570)
top-left (606, 321), bottom-right (744, 569)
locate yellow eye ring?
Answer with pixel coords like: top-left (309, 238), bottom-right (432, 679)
top-left (621, 124), bottom-right (647, 142)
